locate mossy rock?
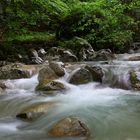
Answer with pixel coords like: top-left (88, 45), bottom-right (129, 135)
top-left (130, 70), bottom-right (140, 90)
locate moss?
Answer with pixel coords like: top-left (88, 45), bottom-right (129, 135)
top-left (130, 70), bottom-right (140, 90)
top-left (4, 32), bottom-right (55, 42)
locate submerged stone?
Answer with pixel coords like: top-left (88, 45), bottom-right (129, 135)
top-left (16, 102), bottom-right (55, 121)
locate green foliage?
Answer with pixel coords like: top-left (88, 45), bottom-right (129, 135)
top-left (0, 0), bottom-right (140, 52)
top-left (5, 32), bottom-right (55, 41)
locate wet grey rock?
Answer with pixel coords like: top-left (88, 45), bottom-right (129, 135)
top-left (85, 65), bottom-right (103, 82)
top-left (130, 69), bottom-right (140, 90)
top-left (128, 55), bottom-right (140, 61)
top-left (0, 82), bottom-right (7, 90)
top-left (38, 48), bottom-right (46, 59)
top-left (48, 116), bottom-right (90, 137)
top-left (16, 102), bottom-right (55, 121)
top-left (0, 63), bottom-right (37, 80)
top-left (68, 68), bottom-right (92, 85)
top-left (60, 50), bottom-right (78, 62)
top-left (31, 56), bottom-right (43, 64)
top-left (91, 49), bottom-right (115, 61)
top-left (0, 61), bottom-right (11, 67)
top-left (30, 49), bottom-right (38, 58)
top-left (46, 47), bottom-right (78, 62)
top-left (49, 61), bottom-right (65, 77)
top-left (79, 46), bottom-right (94, 61)
top-left (68, 37), bottom-right (94, 61)
top-left (29, 49), bottom-right (43, 64)
top-left (36, 66), bottom-right (58, 90)
top-left (43, 80), bottom-right (66, 91)
top-left (36, 62), bottom-right (66, 91)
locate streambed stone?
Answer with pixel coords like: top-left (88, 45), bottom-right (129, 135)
top-left (90, 49), bottom-right (115, 61)
top-left (46, 47), bottom-right (78, 62)
top-left (130, 69), bottom-right (140, 90)
top-left (0, 63), bottom-right (37, 80)
top-left (60, 50), bottom-right (78, 62)
top-left (49, 61), bottom-right (65, 77)
top-left (68, 68), bottom-right (92, 85)
top-left (0, 82), bottom-right (7, 89)
top-left (36, 61), bottom-right (66, 91)
top-left (85, 65), bottom-right (103, 82)
top-left (0, 82), bottom-right (7, 94)
top-left (128, 55), bottom-right (140, 61)
top-left (42, 80), bottom-right (66, 91)
top-left (48, 116), bottom-right (90, 138)
top-left (16, 102), bottom-right (55, 121)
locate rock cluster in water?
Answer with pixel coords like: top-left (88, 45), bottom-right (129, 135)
top-left (8, 38), bottom-right (115, 65)
top-left (36, 61), bottom-right (65, 91)
top-left (0, 63), bottom-right (37, 80)
top-left (16, 102), bottom-right (55, 121)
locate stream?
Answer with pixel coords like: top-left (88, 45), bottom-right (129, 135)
top-left (0, 53), bottom-right (140, 140)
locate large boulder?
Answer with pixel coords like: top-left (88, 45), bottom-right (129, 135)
top-left (130, 69), bottom-right (140, 90)
top-left (0, 63), bottom-right (37, 80)
top-left (91, 49), bottom-right (115, 61)
top-left (46, 47), bottom-right (78, 62)
top-left (60, 50), bottom-right (78, 62)
top-left (36, 66), bottom-right (58, 90)
top-left (49, 61), bottom-right (65, 77)
top-left (85, 65), bottom-right (103, 82)
top-left (16, 102), bottom-right (55, 121)
top-left (38, 48), bottom-right (46, 59)
top-left (68, 68), bottom-right (92, 85)
top-left (36, 62), bottom-right (65, 91)
top-left (48, 116), bottom-right (90, 137)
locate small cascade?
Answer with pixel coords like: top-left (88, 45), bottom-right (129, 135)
top-left (5, 75), bottom-right (38, 93)
top-left (102, 65), bottom-right (131, 89)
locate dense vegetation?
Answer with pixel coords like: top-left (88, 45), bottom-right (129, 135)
top-left (0, 0), bottom-right (140, 54)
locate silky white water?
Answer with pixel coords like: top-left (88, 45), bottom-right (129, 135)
top-left (0, 56), bottom-right (140, 140)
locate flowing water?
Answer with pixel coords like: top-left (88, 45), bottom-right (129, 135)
top-left (0, 53), bottom-right (140, 140)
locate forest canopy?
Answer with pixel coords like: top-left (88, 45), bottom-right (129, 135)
top-left (0, 0), bottom-right (140, 51)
